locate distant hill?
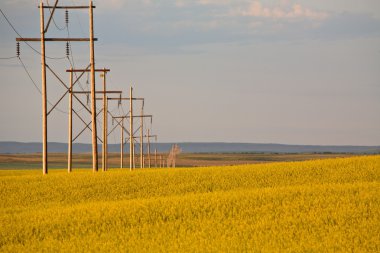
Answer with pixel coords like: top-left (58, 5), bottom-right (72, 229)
top-left (0, 142), bottom-right (379, 154)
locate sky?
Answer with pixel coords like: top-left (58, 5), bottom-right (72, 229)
top-left (0, 0), bottom-right (379, 145)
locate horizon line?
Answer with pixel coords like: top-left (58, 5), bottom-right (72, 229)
top-left (1, 141), bottom-right (379, 147)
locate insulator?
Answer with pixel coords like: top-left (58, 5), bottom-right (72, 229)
top-left (86, 72), bottom-right (89, 85)
top-left (66, 42), bottom-right (70, 57)
top-left (86, 94), bottom-right (90, 105)
top-left (65, 10), bottom-right (69, 25)
top-left (16, 42), bottom-right (20, 57)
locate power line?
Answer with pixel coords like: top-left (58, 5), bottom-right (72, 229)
top-left (18, 56), bottom-right (68, 115)
top-left (66, 18), bottom-right (87, 92)
top-left (0, 7), bottom-right (66, 60)
top-left (63, 2), bottom-right (89, 97)
top-left (69, 0), bottom-right (86, 36)
top-left (46, 0), bottom-right (67, 31)
top-left (18, 56), bottom-right (42, 94)
top-left (0, 56), bottom-right (18, 60)
top-left (66, 55), bottom-right (86, 91)
top-left (0, 8), bottom-right (22, 39)
top-left (110, 105), bottom-right (120, 113)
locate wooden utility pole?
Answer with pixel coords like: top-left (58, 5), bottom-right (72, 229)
top-left (129, 87), bottom-right (134, 170)
top-left (140, 101), bottom-right (144, 168)
top-left (40, 1), bottom-right (47, 175)
top-left (147, 129), bottom-right (150, 168)
top-left (89, 0), bottom-right (98, 172)
top-left (101, 69), bottom-right (108, 172)
top-left (120, 119), bottom-right (124, 168)
top-left (146, 129), bottom-right (157, 168)
top-left (68, 68), bottom-right (73, 172)
top-left (155, 148), bottom-right (158, 168)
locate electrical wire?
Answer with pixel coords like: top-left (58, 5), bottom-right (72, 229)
top-left (3, 4), bottom-right (111, 144)
top-left (3, 4), bottom-right (115, 136)
top-left (0, 7), bottom-right (66, 60)
top-left (66, 55), bottom-right (86, 91)
top-left (120, 100), bottom-right (127, 116)
top-left (46, 0), bottom-right (67, 31)
top-left (112, 108), bottom-right (121, 145)
top-left (119, 106), bottom-right (127, 145)
top-left (69, 0), bottom-right (86, 41)
top-left (108, 104), bottom-right (119, 113)
top-left (18, 56), bottom-right (68, 115)
top-left (66, 19), bottom-right (87, 92)
top-left (112, 125), bottom-right (117, 144)
top-left (0, 56), bottom-right (18, 60)
top-left (18, 57), bottom-right (42, 94)
top-left (64, 1), bottom-right (90, 92)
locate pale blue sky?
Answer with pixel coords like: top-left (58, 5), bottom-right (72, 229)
top-left (1, 0), bottom-right (379, 145)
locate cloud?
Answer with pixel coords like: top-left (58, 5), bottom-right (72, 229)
top-left (197, 0), bottom-right (232, 5)
top-left (78, 1), bottom-right (380, 46)
top-left (175, 0), bottom-right (231, 7)
top-left (232, 1), bottom-right (328, 20)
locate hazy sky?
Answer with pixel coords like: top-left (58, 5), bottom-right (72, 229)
top-left (1, 0), bottom-right (379, 145)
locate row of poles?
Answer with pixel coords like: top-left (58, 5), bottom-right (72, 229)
top-left (16, 1), bottom-right (167, 174)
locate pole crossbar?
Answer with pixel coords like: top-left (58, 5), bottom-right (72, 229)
top-left (16, 38), bottom-right (98, 42)
top-left (113, 115), bottom-right (152, 119)
top-left (73, 91), bottom-right (122, 94)
top-left (107, 98), bottom-right (143, 101)
top-left (39, 6), bottom-right (96, 9)
top-left (126, 134), bottom-right (156, 142)
top-left (66, 69), bottom-right (110, 72)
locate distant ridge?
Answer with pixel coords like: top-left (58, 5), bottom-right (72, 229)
top-left (0, 142), bottom-right (379, 154)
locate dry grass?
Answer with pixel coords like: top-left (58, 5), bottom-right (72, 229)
top-left (0, 152), bottom-right (358, 169)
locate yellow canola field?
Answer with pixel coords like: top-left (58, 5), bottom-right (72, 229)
top-left (0, 156), bottom-right (379, 252)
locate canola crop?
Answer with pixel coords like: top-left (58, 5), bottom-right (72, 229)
top-left (0, 156), bottom-right (379, 252)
